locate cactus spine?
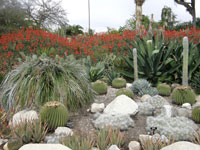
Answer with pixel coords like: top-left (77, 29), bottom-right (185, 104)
top-left (133, 48), bottom-right (138, 80)
top-left (182, 36), bottom-right (189, 86)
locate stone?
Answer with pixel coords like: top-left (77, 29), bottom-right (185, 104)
top-left (91, 103), bottom-right (105, 113)
top-left (126, 83), bottom-right (132, 89)
top-left (176, 107), bottom-right (191, 118)
top-left (196, 95), bottom-right (200, 103)
top-left (55, 127), bottom-right (73, 137)
top-left (128, 141), bottom-right (141, 150)
top-left (93, 113), bottom-right (134, 130)
top-left (146, 95), bottom-right (169, 109)
top-left (44, 135), bottom-right (60, 144)
top-left (192, 102), bottom-right (200, 109)
top-left (19, 144), bottom-right (72, 150)
top-left (171, 83), bottom-right (180, 90)
top-left (137, 102), bottom-right (154, 116)
top-left (182, 103), bottom-right (192, 109)
top-left (10, 110), bottom-right (38, 128)
top-left (146, 116), bottom-right (198, 141)
top-left (139, 134), bottom-right (152, 147)
top-left (3, 143), bottom-right (8, 150)
top-left (104, 95), bottom-right (138, 116)
top-left (108, 145), bottom-right (120, 150)
top-left (159, 105), bottom-right (177, 117)
top-left (0, 139), bottom-right (8, 146)
top-left (140, 94), bottom-right (151, 102)
top-left (161, 141), bottom-right (200, 150)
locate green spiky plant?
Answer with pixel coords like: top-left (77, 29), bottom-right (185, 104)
top-left (116, 88), bottom-right (134, 99)
top-left (40, 101), bottom-right (69, 130)
top-left (171, 86), bottom-right (196, 105)
top-left (157, 83), bottom-right (171, 96)
top-left (92, 80), bottom-right (108, 95)
top-left (192, 106), bottom-right (200, 123)
top-left (0, 54), bottom-right (94, 113)
top-left (112, 78), bottom-right (126, 89)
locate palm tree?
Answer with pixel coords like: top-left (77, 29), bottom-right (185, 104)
top-left (134, 0), bottom-right (145, 30)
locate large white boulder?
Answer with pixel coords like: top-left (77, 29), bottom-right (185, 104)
top-left (10, 110), bottom-right (38, 127)
top-left (161, 141), bottom-right (200, 150)
top-left (91, 103), bottom-right (105, 113)
top-left (19, 144), bottom-right (71, 150)
top-left (104, 95), bottom-right (138, 116)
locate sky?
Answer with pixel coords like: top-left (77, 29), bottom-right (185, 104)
top-left (62, 0), bottom-right (200, 32)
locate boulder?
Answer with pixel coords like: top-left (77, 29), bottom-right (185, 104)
top-left (55, 127), bottom-right (73, 137)
top-left (3, 142), bottom-right (8, 150)
top-left (10, 110), bottom-right (38, 128)
top-left (91, 103), bottom-right (105, 113)
top-left (146, 116), bottom-right (198, 141)
top-left (176, 107), bottom-right (191, 118)
top-left (19, 144), bottom-right (71, 150)
top-left (128, 141), bottom-right (141, 150)
top-left (139, 134), bottom-right (152, 147)
top-left (104, 95), bottom-right (138, 116)
top-left (93, 113), bottom-right (134, 130)
top-left (182, 103), bottom-right (192, 109)
top-left (161, 141), bottom-right (200, 150)
top-left (146, 95), bottom-right (169, 109)
top-left (140, 94), bottom-right (151, 102)
top-left (159, 105), bottom-right (177, 117)
top-left (137, 102), bottom-right (154, 116)
top-left (108, 145), bottom-right (120, 150)
top-left (44, 135), bottom-right (60, 144)
top-left (126, 83), bottom-right (132, 89)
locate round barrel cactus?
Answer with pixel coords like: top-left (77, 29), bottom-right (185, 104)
top-left (92, 80), bottom-right (107, 95)
top-left (40, 101), bottom-right (69, 129)
top-left (116, 88), bottom-right (134, 99)
top-left (112, 78), bottom-right (126, 89)
top-left (157, 83), bottom-right (171, 96)
top-left (192, 107), bottom-right (200, 123)
top-left (171, 86), bottom-right (196, 105)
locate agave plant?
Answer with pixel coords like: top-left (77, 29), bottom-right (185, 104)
top-left (0, 54), bottom-right (94, 113)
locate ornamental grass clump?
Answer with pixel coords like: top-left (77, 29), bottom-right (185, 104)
top-left (0, 54), bottom-right (94, 113)
top-left (171, 86), bottom-right (196, 105)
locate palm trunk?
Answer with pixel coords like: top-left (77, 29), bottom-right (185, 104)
top-left (192, 0), bottom-right (196, 28)
top-left (136, 5), bottom-right (142, 30)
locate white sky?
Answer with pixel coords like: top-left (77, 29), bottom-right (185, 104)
top-left (62, 0), bottom-right (200, 32)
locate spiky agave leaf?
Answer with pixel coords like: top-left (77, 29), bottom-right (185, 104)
top-left (0, 54), bottom-right (94, 113)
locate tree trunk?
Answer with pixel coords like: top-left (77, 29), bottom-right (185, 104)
top-left (192, 0), bottom-right (196, 28)
top-left (136, 5), bottom-right (142, 30)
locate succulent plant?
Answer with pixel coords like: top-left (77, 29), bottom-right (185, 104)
top-left (7, 138), bottom-right (23, 150)
top-left (182, 36), bottom-right (189, 86)
top-left (157, 83), bottom-right (171, 96)
top-left (131, 79), bottom-right (158, 96)
top-left (116, 88), bottom-right (134, 99)
top-left (171, 86), bottom-right (196, 105)
top-left (40, 101), bottom-right (69, 129)
top-left (112, 78), bottom-right (126, 89)
top-left (92, 80), bottom-right (107, 95)
top-left (192, 106), bottom-right (200, 123)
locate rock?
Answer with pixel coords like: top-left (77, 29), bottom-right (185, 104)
top-left (171, 83), bottom-right (180, 90)
top-left (159, 105), bottom-right (177, 117)
top-left (93, 113), bottom-right (134, 130)
top-left (91, 103), bottom-right (105, 113)
top-left (137, 102), bottom-right (154, 116)
top-left (146, 95), bottom-right (169, 109)
top-left (104, 95), bottom-right (138, 116)
top-left (19, 144), bottom-right (72, 150)
top-left (128, 141), bottom-right (141, 150)
top-left (3, 143), bottom-right (8, 150)
top-left (140, 94), bottom-right (151, 102)
top-left (10, 110), bottom-right (38, 128)
top-left (161, 141), bottom-right (200, 150)
top-left (192, 102), bottom-right (200, 109)
top-left (44, 135), bottom-right (60, 144)
top-left (108, 145), bottom-right (120, 150)
top-left (146, 116), bottom-right (198, 141)
top-left (196, 95), bottom-right (200, 103)
top-left (0, 139), bottom-right (8, 146)
top-left (182, 103), bottom-right (192, 109)
top-left (176, 107), bottom-right (191, 118)
top-left (139, 134), bottom-right (152, 147)
top-left (126, 83), bottom-right (132, 89)
top-left (55, 127), bottom-right (73, 137)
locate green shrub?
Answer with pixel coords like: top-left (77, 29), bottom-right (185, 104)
top-left (92, 80), bottom-right (107, 95)
top-left (0, 54), bottom-right (94, 113)
top-left (40, 101), bottom-right (69, 130)
top-left (112, 78), bottom-right (126, 89)
top-left (171, 86), bottom-right (196, 105)
top-left (7, 138), bottom-right (23, 150)
top-left (131, 79), bottom-right (158, 96)
top-left (192, 107), bottom-right (200, 123)
top-left (116, 88), bottom-right (134, 99)
top-left (157, 83), bottom-right (171, 96)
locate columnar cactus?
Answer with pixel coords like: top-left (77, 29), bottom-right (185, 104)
top-left (182, 36), bottom-right (189, 86)
top-left (133, 48), bottom-right (138, 81)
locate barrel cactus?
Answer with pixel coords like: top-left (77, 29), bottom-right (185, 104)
top-left (112, 78), bottom-right (126, 89)
top-left (171, 86), bottom-right (196, 105)
top-left (92, 80), bottom-right (107, 95)
top-left (116, 88), bottom-right (134, 99)
top-left (7, 138), bottom-right (23, 150)
top-left (192, 106), bottom-right (200, 123)
top-left (157, 83), bottom-right (171, 96)
top-left (40, 101), bottom-right (69, 129)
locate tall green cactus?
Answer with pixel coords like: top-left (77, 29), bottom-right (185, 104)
top-left (182, 36), bottom-right (189, 86)
top-left (133, 48), bottom-right (138, 80)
